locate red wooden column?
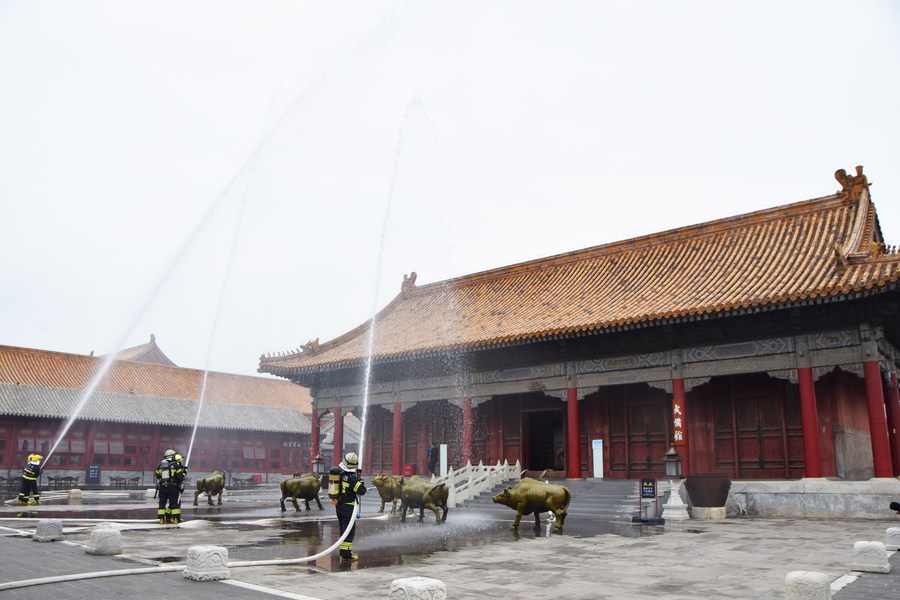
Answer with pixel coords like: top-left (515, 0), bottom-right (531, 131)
top-left (360, 409), bottom-right (373, 472)
top-left (797, 367), bottom-right (823, 477)
top-left (309, 408), bottom-right (321, 472)
top-left (887, 372), bottom-right (900, 477)
top-left (863, 360), bottom-right (892, 477)
top-left (671, 378), bottom-right (690, 476)
top-left (462, 397), bottom-right (474, 465)
top-left (565, 387), bottom-right (582, 478)
top-left (332, 407), bottom-right (343, 467)
top-left (391, 403), bottom-right (403, 476)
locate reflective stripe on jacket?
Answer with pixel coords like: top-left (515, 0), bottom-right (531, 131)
top-left (23, 461), bottom-right (41, 481)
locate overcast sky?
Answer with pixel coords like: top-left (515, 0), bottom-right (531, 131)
top-left (1, 1), bottom-right (898, 378)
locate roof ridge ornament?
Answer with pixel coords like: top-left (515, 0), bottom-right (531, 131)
top-left (402, 271), bottom-right (417, 293)
top-left (834, 165), bottom-right (869, 200)
top-left (833, 165), bottom-right (880, 267)
top-left (302, 338), bottom-right (320, 354)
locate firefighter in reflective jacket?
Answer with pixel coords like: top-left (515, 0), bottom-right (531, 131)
top-left (18, 453), bottom-right (43, 506)
top-left (155, 449), bottom-right (187, 524)
top-left (328, 452), bottom-right (367, 561)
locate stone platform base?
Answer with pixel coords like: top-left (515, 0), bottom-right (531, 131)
top-left (691, 506), bottom-right (726, 520)
top-left (726, 478), bottom-right (900, 519)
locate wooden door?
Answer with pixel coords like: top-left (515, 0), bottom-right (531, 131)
top-left (608, 385), bottom-right (669, 478)
top-left (713, 374), bottom-right (804, 478)
top-left (627, 403), bottom-right (669, 476)
top-left (736, 394), bottom-right (786, 472)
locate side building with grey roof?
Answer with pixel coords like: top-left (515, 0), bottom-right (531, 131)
top-left (0, 342), bottom-right (318, 492)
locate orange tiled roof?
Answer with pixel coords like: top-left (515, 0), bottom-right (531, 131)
top-left (108, 334), bottom-right (176, 366)
top-left (260, 173), bottom-right (900, 377)
top-left (0, 344), bottom-right (311, 412)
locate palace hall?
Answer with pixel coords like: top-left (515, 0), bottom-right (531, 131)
top-left (260, 166), bottom-right (900, 483)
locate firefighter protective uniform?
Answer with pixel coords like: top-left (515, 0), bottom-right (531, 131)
top-left (330, 452), bottom-right (366, 561)
top-left (18, 453), bottom-right (42, 506)
top-left (155, 449), bottom-right (187, 523)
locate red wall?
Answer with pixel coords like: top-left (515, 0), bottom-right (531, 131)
top-left (0, 417), bottom-right (308, 482)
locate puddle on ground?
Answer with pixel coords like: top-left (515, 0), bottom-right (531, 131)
top-left (1, 492), bottom-right (664, 573)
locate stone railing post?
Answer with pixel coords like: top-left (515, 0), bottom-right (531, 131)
top-left (447, 468), bottom-right (457, 508)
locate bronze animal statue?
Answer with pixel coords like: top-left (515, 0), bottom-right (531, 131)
top-left (280, 473), bottom-right (325, 512)
top-left (492, 477), bottom-right (571, 532)
top-left (371, 473), bottom-right (403, 514)
top-left (399, 475), bottom-right (448, 524)
top-left (193, 471), bottom-right (225, 506)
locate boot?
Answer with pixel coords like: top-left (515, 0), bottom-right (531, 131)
top-left (16, 500), bottom-right (26, 506)
top-left (159, 517), bottom-right (166, 524)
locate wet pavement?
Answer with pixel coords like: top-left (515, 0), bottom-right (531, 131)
top-left (1, 486), bottom-right (899, 599)
top-left (2, 486), bottom-right (660, 570)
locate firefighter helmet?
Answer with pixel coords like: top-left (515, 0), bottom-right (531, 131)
top-left (343, 452), bottom-right (358, 469)
top-left (164, 449), bottom-right (176, 458)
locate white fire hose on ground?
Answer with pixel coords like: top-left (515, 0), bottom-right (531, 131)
top-left (0, 502), bottom-right (361, 592)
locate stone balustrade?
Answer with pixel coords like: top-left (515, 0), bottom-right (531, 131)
top-left (429, 459), bottom-right (520, 507)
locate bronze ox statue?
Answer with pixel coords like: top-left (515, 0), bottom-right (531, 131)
top-left (492, 477), bottom-right (571, 532)
top-left (371, 473), bottom-right (403, 514)
top-left (280, 473), bottom-right (325, 512)
top-left (193, 471), bottom-right (225, 506)
top-left (399, 475), bottom-right (448, 524)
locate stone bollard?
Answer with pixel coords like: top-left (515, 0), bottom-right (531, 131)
top-left (183, 545), bottom-right (230, 581)
top-left (886, 527), bottom-right (900, 551)
top-left (851, 540), bottom-right (890, 573)
top-left (390, 576), bottom-right (446, 600)
top-left (784, 571), bottom-right (831, 600)
top-left (32, 519), bottom-right (64, 542)
top-left (68, 488), bottom-right (83, 505)
top-left (86, 528), bottom-right (122, 555)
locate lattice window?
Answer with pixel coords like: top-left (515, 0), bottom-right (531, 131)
top-left (610, 401), bottom-right (625, 434)
top-left (504, 401), bottom-right (521, 438)
top-left (784, 385), bottom-right (802, 428)
top-left (648, 406), bottom-right (667, 434)
top-left (762, 396), bottom-right (783, 428)
top-left (716, 400), bottom-right (733, 431)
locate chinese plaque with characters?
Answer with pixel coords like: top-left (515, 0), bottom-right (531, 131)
top-left (672, 400), bottom-right (686, 446)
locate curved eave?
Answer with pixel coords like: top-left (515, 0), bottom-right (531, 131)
top-left (267, 279), bottom-right (900, 378)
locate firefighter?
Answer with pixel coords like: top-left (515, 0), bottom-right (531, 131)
top-left (155, 449), bottom-right (186, 524)
top-left (328, 451), bottom-right (367, 562)
top-left (18, 453), bottom-right (43, 506)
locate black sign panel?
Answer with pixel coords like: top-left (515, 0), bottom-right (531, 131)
top-left (641, 478), bottom-right (657, 499)
top-left (86, 463), bottom-right (101, 485)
